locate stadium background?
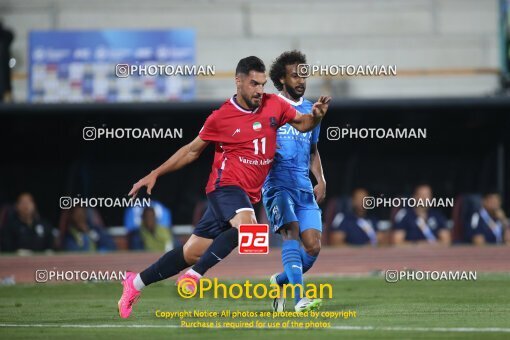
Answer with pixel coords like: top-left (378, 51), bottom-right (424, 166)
top-left (0, 0), bottom-right (508, 222)
top-left (0, 1), bottom-right (509, 338)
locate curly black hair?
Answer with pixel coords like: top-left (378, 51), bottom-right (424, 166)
top-left (270, 50), bottom-right (307, 91)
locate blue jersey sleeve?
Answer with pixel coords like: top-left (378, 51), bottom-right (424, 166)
top-left (433, 210), bottom-right (447, 230)
top-left (468, 212), bottom-right (483, 236)
top-left (393, 208), bottom-right (408, 230)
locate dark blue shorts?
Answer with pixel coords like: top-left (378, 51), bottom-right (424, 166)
top-left (193, 185), bottom-right (254, 239)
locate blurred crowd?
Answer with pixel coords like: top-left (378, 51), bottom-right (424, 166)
top-left (0, 185), bottom-right (509, 255)
top-left (0, 193), bottom-right (174, 254)
top-left (322, 185), bottom-right (509, 247)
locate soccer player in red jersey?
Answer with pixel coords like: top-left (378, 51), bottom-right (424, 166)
top-left (118, 56), bottom-right (330, 318)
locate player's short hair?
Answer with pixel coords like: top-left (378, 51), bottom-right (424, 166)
top-left (235, 56), bottom-right (266, 76)
top-left (270, 50), bottom-right (307, 91)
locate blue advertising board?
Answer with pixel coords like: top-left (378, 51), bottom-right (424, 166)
top-left (29, 29), bottom-right (196, 102)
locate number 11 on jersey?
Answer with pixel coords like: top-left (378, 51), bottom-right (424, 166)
top-left (252, 137), bottom-right (266, 155)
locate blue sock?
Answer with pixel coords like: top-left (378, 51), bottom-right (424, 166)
top-left (276, 247), bottom-right (317, 286)
top-left (281, 240), bottom-right (303, 304)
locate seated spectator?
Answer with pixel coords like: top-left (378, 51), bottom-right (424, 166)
top-left (129, 207), bottom-right (173, 252)
top-left (123, 200), bottom-right (171, 232)
top-left (329, 188), bottom-right (384, 246)
top-left (467, 192), bottom-right (509, 245)
top-left (0, 192), bottom-right (55, 253)
top-left (393, 184), bottom-right (450, 246)
top-left (63, 207), bottom-right (115, 252)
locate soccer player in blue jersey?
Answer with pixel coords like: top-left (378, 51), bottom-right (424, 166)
top-left (263, 51), bottom-right (326, 312)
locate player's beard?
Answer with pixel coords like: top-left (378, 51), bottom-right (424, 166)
top-left (242, 93), bottom-right (261, 110)
top-left (287, 84), bottom-right (305, 101)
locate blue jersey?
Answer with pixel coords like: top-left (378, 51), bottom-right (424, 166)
top-left (467, 208), bottom-right (505, 244)
top-left (393, 207), bottom-right (447, 242)
top-left (263, 94), bottom-right (320, 193)
top-left (330, 212), bottom-right (380, 246)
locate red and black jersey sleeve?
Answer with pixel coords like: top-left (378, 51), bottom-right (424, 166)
top-left (199, 110), bottom-right (220, 142)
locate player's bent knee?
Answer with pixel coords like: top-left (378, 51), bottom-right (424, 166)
top-left (304, 241), bottom-right (321, 257)
top-left (280, 222), bottom-right (300, 240)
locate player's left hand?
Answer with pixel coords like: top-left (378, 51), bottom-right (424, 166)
top-left (314, 181), bottom-right (326, 204)
top-left (312, 96), bottom-right (331, 119)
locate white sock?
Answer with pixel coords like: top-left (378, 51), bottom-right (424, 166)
top-left (186, 268), bottom-right (202, 279)
top-left (133, 273), bottom-right (146, 291)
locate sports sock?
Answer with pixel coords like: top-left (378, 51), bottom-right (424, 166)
top-left (139, 246), bottom-right (189, 286)
top-left (185, 268), bottom-right (202, 279)
top-left (133, 273), bottom-right (146, 291)
top-left (276, 247), bottom-right (317, 286)
top-left (281, 239), bottom-right (303, 304)
top-left (191, 227), bottom-right (238, 276)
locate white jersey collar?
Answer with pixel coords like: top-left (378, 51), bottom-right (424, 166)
top-left (278, 92), bottom-right (303, 106)
top-left (230, 95), bottom-right (260, 113)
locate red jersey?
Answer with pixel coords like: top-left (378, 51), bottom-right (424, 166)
top-left (199, 93), bottom-right (297, 203)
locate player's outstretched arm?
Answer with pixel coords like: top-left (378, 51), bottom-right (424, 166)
top-left (289, 95), bottom-right (331, 132)
top-left (128, 136), bottom-right (209, 198)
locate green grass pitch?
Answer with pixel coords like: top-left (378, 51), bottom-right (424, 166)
top-left (1, 274), bottom-right (509, 339)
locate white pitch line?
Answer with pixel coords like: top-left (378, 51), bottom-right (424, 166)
top-left (0, 324), bottom-right (180, 329)
top-left (330, 325), bottom-right (510, 333)
top-left (1, 324), bottom-right (510, 333)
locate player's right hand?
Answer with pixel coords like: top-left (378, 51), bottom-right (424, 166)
top-left (312, 95), bottom-right (331, 119)
top-left (128, 171), bottom-right (158, 199)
